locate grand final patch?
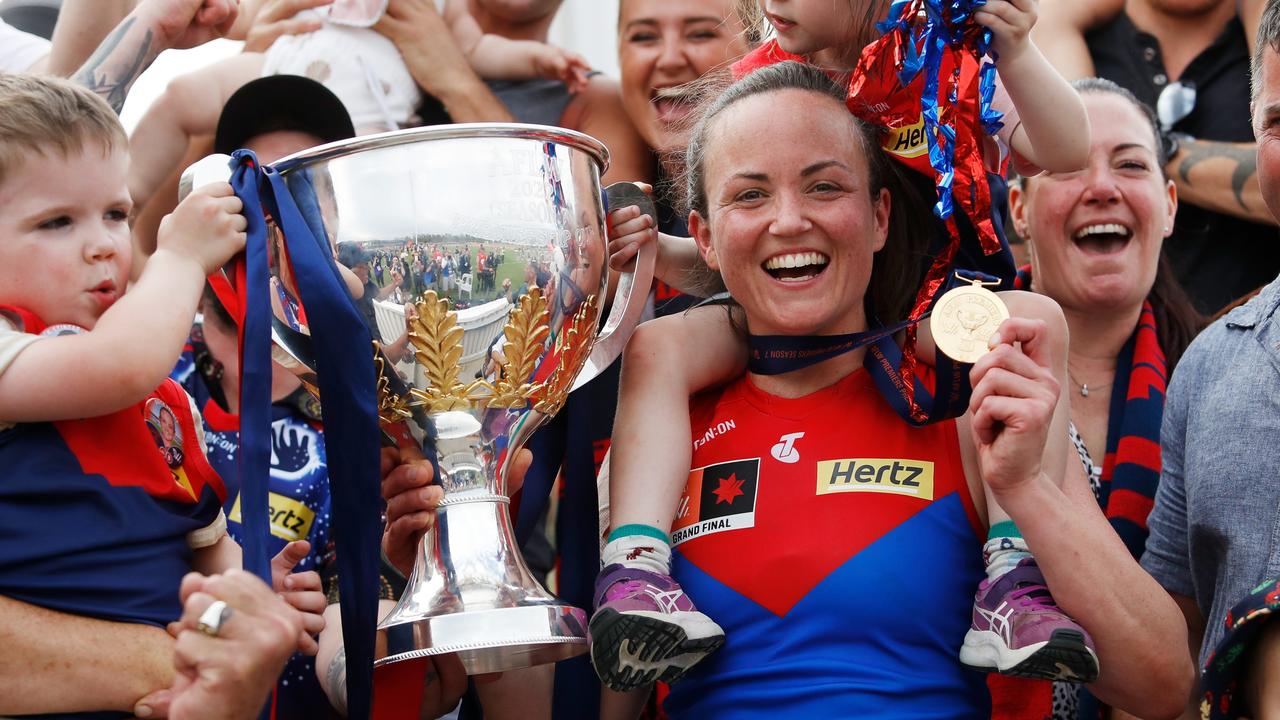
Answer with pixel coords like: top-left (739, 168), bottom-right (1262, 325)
top-left (672, 458), bottom-right (759, 546)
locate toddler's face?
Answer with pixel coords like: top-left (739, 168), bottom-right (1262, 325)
top-left (761, 0), bottom-right (860, 57)
top-left (0, 144), bottom-right (132, 329)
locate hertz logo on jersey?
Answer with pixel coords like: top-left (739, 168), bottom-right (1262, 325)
top-left (882, 117), bottom-right (929, 160)
top-left (816, 459), bottom-right (935, 500)
top-left (230, 492), bottom-right (316, 542)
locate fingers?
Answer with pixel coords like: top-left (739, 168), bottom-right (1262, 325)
top-left (178, 571), bottom-right (211, 605)
top-left (380, 444), bottom-right (402, 480)
top-left (967, 340), bottom-right (1059, 448)
top-left (381, 455), bottom-right (434, 501)
top-left (607, 206), bottom-right (656, 271)
top-left (270, 540), bottom-right (312, 584)
top-left (608, 206), bottom-right (655, 242)
top-left (282, 567), bottom-right (321, 592)
top-left (201, 570), bottom-right (287, 621)
top-left (563, 51), bottom-right (592, 94)
top-left (258, 0), bottom-right (335, 24)
top-left (173, 627), bottom-right (235, 672)
top-left (975, 0), bottom-right (1035, 37)
top-left (434, 654), bottom-right (470, 705)
top-left (988, 317), bottom-right (1053, 369)
top-left (382, 508), bottom-right (432, 571)
top-left (133, 688), bottom-right (173, 719)
top-left (284, 592), bottom-right (328, 631)
top-left (174, 590), bottom-right (229, 636)
top-left (968, 340), bottom-right (1047, 396)
top-left (969, 365), bottom-right (1053, 422)
top-left (970, 395), bottom-right (1023, 446)
top-left (507, 448), bottom-right (532, 496)
top-left (199, 0), bottom-right (240, 33)
top-left (193, 180), bottom-right (234, 198)
top-left (385, 484), bottom-right (443, 527)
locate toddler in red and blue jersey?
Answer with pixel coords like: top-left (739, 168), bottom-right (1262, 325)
top-left (0, 73), bottom-right (324, 716)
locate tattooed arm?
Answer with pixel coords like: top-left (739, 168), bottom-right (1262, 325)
top-left (1169, 136), bottom-right (1278, 225)
top-left (46, 0), bottom-right (135, 77)
top-left (69, 0), bottom-right (238, 113)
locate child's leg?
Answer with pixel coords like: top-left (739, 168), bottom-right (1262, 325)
top-left (605, 305), bottom-right (746, 558)
top-left (959, 292), bottom-right (1100, 682)
top-left (591, 305), bottom-right (746, 692)
top-left (127, 53), bottom-right (264, 209)
top-left (475, 665), bottom-right (552, 720)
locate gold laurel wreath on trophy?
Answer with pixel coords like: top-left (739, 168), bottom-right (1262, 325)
top-left (533, 299), bottom-right (598, 415)
top-left (489, 289), bottom-right (552, 408)
top-left (371, 288), bottom-right (598, 420)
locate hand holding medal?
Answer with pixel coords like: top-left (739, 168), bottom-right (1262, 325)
top-left (966, 313), bottom-right (1060, 495)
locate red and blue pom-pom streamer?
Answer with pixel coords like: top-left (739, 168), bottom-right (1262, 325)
top-left (875, 0), bottom-right (1004, 222)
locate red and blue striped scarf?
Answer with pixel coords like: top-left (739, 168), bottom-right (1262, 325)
top-left (994, 270), bottom-right (1167, 720)
top-left (1014, 267), bottom-right (1164, 557)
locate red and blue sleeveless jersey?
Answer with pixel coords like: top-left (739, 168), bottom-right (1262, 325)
top-left (0, 310), bottom-right (226, 632)
top-left (667, 369), bottom-right (989, 718)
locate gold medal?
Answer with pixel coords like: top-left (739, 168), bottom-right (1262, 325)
top-left (929, 275), bottom-right (1010, 364)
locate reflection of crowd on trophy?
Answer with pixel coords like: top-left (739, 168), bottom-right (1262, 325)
top-left (5, 0), bottom-right (1280, 718)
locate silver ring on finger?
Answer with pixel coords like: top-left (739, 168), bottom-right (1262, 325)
top-left (196, 599), bottom-right (234, 637)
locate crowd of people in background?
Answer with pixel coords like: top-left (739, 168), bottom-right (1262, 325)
top-left (2, 0), bottom-right (1280, 719)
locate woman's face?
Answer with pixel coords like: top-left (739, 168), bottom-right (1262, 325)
top-left (1011, 92), bottom-right (1176, 315)
top-left (618, 0), bottom-right (749, 154)
top-left (690, 88), bottom-right (889, 337)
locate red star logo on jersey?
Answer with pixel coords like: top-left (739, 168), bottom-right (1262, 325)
top-left (712, 473), bottom-right (745, 505)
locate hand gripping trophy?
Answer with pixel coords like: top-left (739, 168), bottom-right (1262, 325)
top-left (183, 124), bottom-right (655, 675)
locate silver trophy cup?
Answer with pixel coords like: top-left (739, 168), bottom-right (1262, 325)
top-left (183, 124), bottom-right (655, 674)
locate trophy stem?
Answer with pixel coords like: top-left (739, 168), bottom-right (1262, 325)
top-left (376, 411), bottom-right (588, 674)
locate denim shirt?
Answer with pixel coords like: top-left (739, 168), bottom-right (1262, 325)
top-left (1142, 276), bottom-right (1280, 666)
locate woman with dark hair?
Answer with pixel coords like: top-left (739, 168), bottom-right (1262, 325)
top-left (601, 60), bottom-right (1192, 720)
top-left (998, 77), bottom-right (1207, 719)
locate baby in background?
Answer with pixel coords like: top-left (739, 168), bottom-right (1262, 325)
top-left (129, 0), bottom-right (591, 205)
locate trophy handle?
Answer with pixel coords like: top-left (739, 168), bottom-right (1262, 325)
top-left (179, 153), bottom-right (236, 202)
top-left (571, 182), bottom-right (658, 391)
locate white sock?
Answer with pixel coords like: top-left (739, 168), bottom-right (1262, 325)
top-left (601, 535), bottom-right (671, 575)
top-left (983, 535), bottom-right (1032, 583)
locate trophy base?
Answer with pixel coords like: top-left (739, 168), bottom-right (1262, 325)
top-left (376, 604), bottom-right (589, 674)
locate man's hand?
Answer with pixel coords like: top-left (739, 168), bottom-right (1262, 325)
top-left (137, 0), bottom-right (240, 50)
top-left (137, 570), bottom-right (304, 720)
top-left (380, 444), bottom-right (532, 577)
top-left (374, 0), bottom-right (515, 122)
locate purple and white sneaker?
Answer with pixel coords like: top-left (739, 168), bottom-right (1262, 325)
top-left (960, 557), bottom-right (1100, 683)
top-left (588, 564), bottom-right (725, 691)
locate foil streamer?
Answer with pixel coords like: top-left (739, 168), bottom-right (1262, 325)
top-left (873, 0), bottom-right (1003, 223)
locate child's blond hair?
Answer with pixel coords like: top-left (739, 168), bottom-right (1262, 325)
top-left (0, 74), bottom-right (127, 185)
